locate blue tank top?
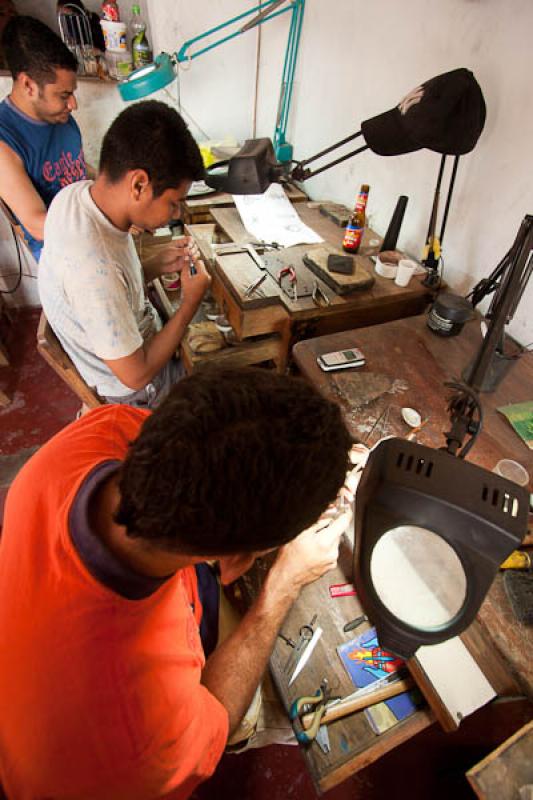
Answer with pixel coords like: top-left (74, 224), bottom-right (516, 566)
top-left (0, 97), bottom-right (86, 261)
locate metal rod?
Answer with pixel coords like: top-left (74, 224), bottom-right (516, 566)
top-left (467, 215), bottom-right (533, 393)
top-left (293, 144), bottom-right (369, 181)
top-left (298, 131), bottom-right (363, 168)
top-left (425, 154), bottom-right (446, 242)
top-left (439, 155), bottom-right (460, 246)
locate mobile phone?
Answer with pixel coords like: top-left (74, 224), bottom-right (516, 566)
top-left (317, 348), bottom-right (365, 371)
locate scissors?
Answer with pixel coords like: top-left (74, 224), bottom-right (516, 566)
top-left (289, 679), bottom-right (339, 744)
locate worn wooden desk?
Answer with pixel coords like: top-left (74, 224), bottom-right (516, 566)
top-left (244, 315), bottom-right (532, 794)
top-left (182, 182), bottom-right (308, 225)
top-left (186, 204), bottom-right (435, 372)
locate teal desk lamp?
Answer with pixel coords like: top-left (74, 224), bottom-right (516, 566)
top-left (118, 0), bottom-right (305, 163)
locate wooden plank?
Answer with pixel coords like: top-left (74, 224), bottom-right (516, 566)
top-left (467, 719), bottom-right (533, 800)
top-left (182, 182), bottom-right (307, 224)
top-left (215, 252), bottom-right (281, 309)
top-left (181, 332), bottom-right (284, 373)
top-left (263, 536), bottom-right (435, 795)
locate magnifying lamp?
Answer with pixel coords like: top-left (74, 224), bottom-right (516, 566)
top-left (118, 0), bottom-right (305, 163)
top-left (354, 219), bottom-right (532, 659)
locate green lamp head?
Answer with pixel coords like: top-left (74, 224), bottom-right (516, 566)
top-left (118, 53), bottom-right (176, 102)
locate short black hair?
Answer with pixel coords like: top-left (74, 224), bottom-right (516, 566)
top-left (2, 16), bottom-right (78, 85)
top-left (115, 367), bottom-right (352, 555)
top-left (99, 100), bottom-right (205, 197)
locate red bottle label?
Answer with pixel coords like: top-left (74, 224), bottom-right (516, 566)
top-left (343, 224), bottom-right (363, 251)
top-left (102, 2), bottom-right (120, 21)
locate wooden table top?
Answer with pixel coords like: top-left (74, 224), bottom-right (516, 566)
top-left (292, 314), bottom-right (533, 700)
top-left (208, 204), bottom-right (434, 322)
top-left (183, 181), bottom-right (308, 213)
top-left (236, 314), bottom-right (532, 793)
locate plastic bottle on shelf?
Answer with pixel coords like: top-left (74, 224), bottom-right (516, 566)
top-left (130, 5), bottom-right (152, 69)
top-left (101, 1), bottom-right (120, 21)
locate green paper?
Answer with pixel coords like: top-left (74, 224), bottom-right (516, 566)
top-left (497, 401), bottom-right (533, 450)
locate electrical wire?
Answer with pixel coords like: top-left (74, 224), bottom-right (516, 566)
top-left (444, 381), bottom-right (483, 459)
top-left (0, 222), bottom-right (24, 294)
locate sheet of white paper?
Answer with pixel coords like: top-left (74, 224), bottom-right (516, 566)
top-left (417, 637), bottom-right (496, 722)
top-left (233, 184), bottom-right (323, 247)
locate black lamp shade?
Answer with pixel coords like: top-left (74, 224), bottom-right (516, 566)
top-left (204, 138), bottom-right (287, 194)
top-left (354, 438), bottom-right (528, 659)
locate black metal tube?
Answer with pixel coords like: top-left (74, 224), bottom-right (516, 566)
top-left (439, 155), bottom-right (460, 245)
top-left (292, 143), bottom-right (369, 181)
top-left (297, 131), bottom-right (363, 168)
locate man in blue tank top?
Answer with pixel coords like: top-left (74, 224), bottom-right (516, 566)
top-left (0, 16), bottom-right (88, 261)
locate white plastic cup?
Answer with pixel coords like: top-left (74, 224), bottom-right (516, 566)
top-left (395, 258), bottom-right (417, 287)
top-left (100, 19), bottom-right (127, 52)
top-left (493, 459), bottom-right (529, 487)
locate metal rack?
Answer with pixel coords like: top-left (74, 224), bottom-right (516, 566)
top-left (58, 3), bottom-right (98, 77)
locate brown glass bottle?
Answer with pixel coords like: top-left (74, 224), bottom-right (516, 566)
top-left (343, 184), bottom-right (370, 253)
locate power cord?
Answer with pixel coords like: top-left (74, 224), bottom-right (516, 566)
top-left (0, 222), bottom-right (24, 294)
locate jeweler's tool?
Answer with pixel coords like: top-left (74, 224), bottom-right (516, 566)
top-left (243, 273), bottom-right (267, 297)
top-left (300, 676), bottom-right (414, 730)
top-left (343, 614), bottom-right (368, 633)
top-left (289, 625), bottom-right (323, 686)
top-left (290, 679), bottom-right (339, 744)
top-left (284, 614), bottom-right (318, 674)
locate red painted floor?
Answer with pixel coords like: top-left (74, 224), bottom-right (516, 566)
top-left (0, 308), bottom-right (531, 799)
top-left (0, 307), bottom-right (79, 456)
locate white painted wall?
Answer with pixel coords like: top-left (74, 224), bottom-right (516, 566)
top-left (146, 0), bottom-right (533, 345)
top-left (3, 0), bottom-right (532, 345)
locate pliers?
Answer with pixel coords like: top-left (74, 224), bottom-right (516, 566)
top-left (289, 679), bottom-right (338, 744)
top-left (277, 265), bottom-right (298, 301)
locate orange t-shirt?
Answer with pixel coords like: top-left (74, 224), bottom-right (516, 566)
top-left (0, 405), bottom-right (228, 799)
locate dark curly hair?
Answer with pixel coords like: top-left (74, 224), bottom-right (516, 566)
top-left (115, 367), bottom-right (352, 555)
top-left (99, 100), bottom-right (205, 198)
top-left (2, 16), bottom-right (78, 85)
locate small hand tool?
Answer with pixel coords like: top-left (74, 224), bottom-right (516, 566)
top-left (213, 242), bottom-right (267, 270)
top-left (300, 676), bottom-right (414, 731)
top-left (363, 405), bottom-right (391, 445)
top-left (406, 417), bottom-right (428, 441)
top-left (277, 265), bottom-right (298, 301)
top-left (312, 280), bottom-right (330, 307)
top-left (290, 679), bottom-right (339, 745)
top-left (289, 625), bottom-right (323, 686)
top-left (189, 254), bottom-right (197, 276)
top-left (315, 725), bottom-right (331, 755)
top-left (284, 614), bottom-right (317, 674)
top-left (243, 272), bottom-right (267, 297)
top-left (278, 632), bottom-right (296, 648)
top-left (343, 614), bottom-right (368, 633)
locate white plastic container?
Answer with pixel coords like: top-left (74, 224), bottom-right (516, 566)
top-left (100, 19), bottom-right (127, 52)
top-left (395, 258), bottom-right (417, 287)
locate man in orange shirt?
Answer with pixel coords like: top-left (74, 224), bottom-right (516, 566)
top-left (0, 366), bottom-right (353, 799)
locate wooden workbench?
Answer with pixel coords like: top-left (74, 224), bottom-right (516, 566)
top-left (242, 314), bottom-right (532, 794)
top-left (182, 181), bottom-right (308, 225)
top-left (186, 204), bottom-right (435, 372)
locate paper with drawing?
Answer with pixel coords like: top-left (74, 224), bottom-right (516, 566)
top-left (233, 184), bottom-right (323, 247)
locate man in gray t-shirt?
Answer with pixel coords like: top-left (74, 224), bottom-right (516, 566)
top-left (39, 100), bottom-right (210, 407)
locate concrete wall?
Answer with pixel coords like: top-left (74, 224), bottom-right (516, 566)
top-left (147, 0), bottom-right (533, 345)
top-left (3, 0), bottom-right (532, 344)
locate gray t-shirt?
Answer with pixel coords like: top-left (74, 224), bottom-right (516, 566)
top-left (39, 180), bottom-right (161, 397)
